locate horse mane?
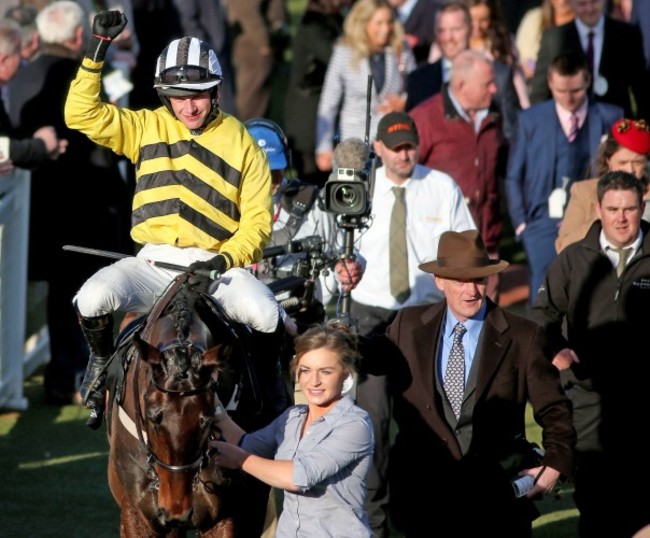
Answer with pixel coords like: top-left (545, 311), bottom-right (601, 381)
top-left (165, 288), bottom-right (196, 343)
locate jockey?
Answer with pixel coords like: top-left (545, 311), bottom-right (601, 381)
top-left (65, 10), bottom-right (286, 429)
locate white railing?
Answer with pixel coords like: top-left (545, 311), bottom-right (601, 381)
top-left (0, 168), bottom-right (50, 410)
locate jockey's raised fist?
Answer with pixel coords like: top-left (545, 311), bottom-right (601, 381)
top-left (92, 10), bottom-right (127, 40)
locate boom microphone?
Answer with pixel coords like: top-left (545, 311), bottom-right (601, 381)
top-left (262, 235), bottom-right (323, 259)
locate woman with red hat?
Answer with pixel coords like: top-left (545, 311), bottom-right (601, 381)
top-left (556, 118), bottom-right (650, 252)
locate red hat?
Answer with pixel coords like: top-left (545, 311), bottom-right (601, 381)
top-left (611, 118), bottom-right (650, 155)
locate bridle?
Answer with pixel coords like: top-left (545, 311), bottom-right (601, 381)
top-left (128, 348), bottom-right (219, 479)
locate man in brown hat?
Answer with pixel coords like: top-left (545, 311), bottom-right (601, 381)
top-left (361, 229), bottom-right (576, 537)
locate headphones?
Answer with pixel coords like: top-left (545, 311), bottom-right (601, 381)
top-left (244, 118), bottom-right (292, 173)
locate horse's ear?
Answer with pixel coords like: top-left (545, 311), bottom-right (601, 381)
top-left (134, 333), bottom-right (164, 366)
top-left (203, 343), bottom-right (222, 367)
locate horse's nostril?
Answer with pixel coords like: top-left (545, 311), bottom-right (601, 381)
top-left (158, 507), bottom-right (192, 528)
top-left (157, 507), bottom-right (168, 526)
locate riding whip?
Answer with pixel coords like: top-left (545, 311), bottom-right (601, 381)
top-left (62, 245), bottom-right (220, 279)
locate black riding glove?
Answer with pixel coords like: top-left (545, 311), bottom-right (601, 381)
top-left (187, 255), bottom-right (228, 293)
top-left (85, 10), bottom-right (127, 63)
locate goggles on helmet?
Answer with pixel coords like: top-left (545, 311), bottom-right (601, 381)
top-left (157, 65), bottom-right (220, 86)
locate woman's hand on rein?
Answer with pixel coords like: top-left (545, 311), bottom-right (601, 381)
top-left (210, 440), bottom-right (249, 469)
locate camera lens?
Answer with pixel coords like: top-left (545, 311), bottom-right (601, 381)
top-left (334, 185), bottom-right (359, 208)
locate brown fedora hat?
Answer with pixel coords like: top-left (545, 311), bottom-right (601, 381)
top-left (419, 230), bottom-right (509, 278)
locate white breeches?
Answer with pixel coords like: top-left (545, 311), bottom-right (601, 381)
top-left (74, 244), bottom-right (280, 333)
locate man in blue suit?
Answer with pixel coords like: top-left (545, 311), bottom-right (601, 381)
top-left (505, 51), bottom-right (622, 305)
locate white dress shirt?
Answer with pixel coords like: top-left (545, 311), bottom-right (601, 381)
top-left (348, 164), bottom-right (477, 310)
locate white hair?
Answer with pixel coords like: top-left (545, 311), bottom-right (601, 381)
top-left (36, 0), bottom-right (88, 45)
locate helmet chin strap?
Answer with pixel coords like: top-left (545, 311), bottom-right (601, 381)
top-left (190, 95), bottom-right (220, 135)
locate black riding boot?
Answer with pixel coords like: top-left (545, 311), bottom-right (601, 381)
top-left (78, 312), bottom-right (114, 430)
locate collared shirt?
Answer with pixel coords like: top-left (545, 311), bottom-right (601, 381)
top-left (555, 98), bottom-right (589, 139)
top-left (448, 87), bottom-right (489, 133)
top-left (600, 230), bottom-right (643, 272)
top-left (442, 57), bottom-right (452, 83)
top-left (439, 303), bottom-right (487, 385)
top-left (240, 395), bottom-right (374, 538)
top-left (574, 15), bottom-right (605, 76)
top-left (349, 164), bottom-right (477, 310)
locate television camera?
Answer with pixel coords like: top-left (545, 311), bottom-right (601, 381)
top-left (323, 166), bottom-right (372, 218)
top-left (319, 75), bottom-right (380, 325)
top-left (261, 235), bottom-right (337, 329)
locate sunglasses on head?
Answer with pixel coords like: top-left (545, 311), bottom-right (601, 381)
top-left (157, 65), bottom-right (218, 85)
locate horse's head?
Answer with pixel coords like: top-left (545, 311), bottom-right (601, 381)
top-left (132, 293), bottom-right (226, 529)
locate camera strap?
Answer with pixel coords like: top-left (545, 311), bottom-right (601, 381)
top-left (269, 181), bottom-right (318, 247)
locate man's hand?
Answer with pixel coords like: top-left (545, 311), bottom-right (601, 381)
top-left (187, 255), bottom-right (228, 293)
top-left (316, 150), bottom-right (333, 172)
top-left (33, 126), bottom-right (67, 160)
top-left (86, 10), bottom-right (128, 62)
top-left (515, 222), bottom-right (526, 237)
top-left (93, 10), bottom-right (127, 40)
top-left (335, 258), bottom-right (363, 292)
top-left (378, 92), bottom-right (406, 114)
top-left (521, 465), bottom-right (561, 499)
top-left (552, 348), bottom-right (579, 370)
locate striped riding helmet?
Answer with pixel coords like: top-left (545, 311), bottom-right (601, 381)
top-left (154, 36), bottom-right (222, 97)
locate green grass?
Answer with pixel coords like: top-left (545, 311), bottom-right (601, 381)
top-left (0, 371), bottom-right (120, 537)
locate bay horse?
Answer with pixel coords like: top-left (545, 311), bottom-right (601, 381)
top-left (104, 274), bottom-right (263, 537)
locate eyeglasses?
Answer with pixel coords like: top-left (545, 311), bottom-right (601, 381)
top-left (157, 65), bottom-right (219, 85)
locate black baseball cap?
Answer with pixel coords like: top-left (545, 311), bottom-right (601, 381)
top-left (376, 112), bottom-right (419, 149)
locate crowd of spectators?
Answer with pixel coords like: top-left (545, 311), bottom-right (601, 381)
top-left (3, 0), bottom-right (650, 536)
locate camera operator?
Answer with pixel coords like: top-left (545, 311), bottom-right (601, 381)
top-left (333, 111), bottom-right (477, 537)
top-left (247, 118), bottom-right (339, 329)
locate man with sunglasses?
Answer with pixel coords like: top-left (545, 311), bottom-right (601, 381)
top-left (64, 11), bottom-right (284, 434)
